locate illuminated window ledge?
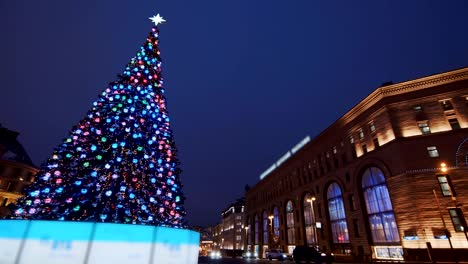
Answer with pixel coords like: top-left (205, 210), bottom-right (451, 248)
top-left (0, 220), bottom-right (200, 264)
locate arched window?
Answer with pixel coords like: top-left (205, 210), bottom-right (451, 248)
top-left (304, 193), bottom-right (317, 245)
top-left (456, 138), bottom-right (468, 167)
top-left (362, 167), bottom-right (400, 243)
top-left (273, 207), bottom-right (280, 237)
top-left (254, 214), bottom-right (259, 244)
top-left (286, 200), bottom-right (295, 244)
top-left (263, 211), bottom-right (269, 244)
top-left (327, 183), bottom-right (349, 243)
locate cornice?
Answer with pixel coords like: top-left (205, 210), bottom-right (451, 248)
top-left (341, 67), bottom-right (468, 123)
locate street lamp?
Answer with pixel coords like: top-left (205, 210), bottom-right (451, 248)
top-left (244, 226), bottom-right (249, 251)
top-left (268, 215), bottom-right (274, 249)
top-left (306, 197), bottom-right (318, 246)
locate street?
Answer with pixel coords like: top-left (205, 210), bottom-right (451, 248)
top-left (198, 256), bottom-right (297, 264)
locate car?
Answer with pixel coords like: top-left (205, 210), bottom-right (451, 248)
top-left (242, 251), bottom-right (258, 259)
top-left (209, 251), bottom-right (222, 259)
top-left (293, 246), bottom-right (320, 263)
top-left (267, 249), bottom-right (287, 261)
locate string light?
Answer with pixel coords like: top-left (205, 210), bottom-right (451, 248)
top-left (14, 25), bottom-right (186, 227)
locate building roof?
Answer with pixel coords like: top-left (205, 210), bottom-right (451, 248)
top-left (0, 124), bottom-right (35, 167)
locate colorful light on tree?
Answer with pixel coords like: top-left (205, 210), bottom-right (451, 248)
top-left (14, 14), bottom-right (186, 227)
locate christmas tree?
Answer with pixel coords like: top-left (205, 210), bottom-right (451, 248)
top-left (14, 14), bottom-right (186, 227)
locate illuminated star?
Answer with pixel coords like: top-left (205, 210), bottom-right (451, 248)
top-left (149, 14), bottom-right (166, 26)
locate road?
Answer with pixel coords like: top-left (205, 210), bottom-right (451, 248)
top-left (198, 256), bottom-right (297, 264)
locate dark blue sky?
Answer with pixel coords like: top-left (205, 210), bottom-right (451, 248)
top-left (1, 1), bottom-right (468, 226)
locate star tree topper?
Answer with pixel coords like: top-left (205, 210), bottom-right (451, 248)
top-left (149, 14), bottom-right (166, 26)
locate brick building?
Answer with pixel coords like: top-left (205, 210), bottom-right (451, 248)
top-left (245, 68), bottom-right (468, 261)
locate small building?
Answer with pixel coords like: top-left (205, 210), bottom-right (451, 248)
top-left (217, 198), bottom-right (247, 257)
top-left (0, 125), bottom-right (38, 216)
top-left (245, 68), bottom-right (468, 262)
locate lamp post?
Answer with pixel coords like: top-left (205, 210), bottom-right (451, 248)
top-left (244, 226), bottom-right (249, 251)
top-left (268, 215), bottom-right (274, 249)
top-left (307, 197), bottom-right (318, 246)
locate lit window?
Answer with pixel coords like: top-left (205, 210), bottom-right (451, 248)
top-left (304, 194), bottom-right (317, 245)
top-left (349, 136), bottom-right (355, 144)
top-left (362, 167), bottom-right (400, 243)
top-left (418, 122), bottom-right (431, 135)
top-left (369, 122), bottom-right (376, 133)
top-left (413, 105), bottom-right (423, 112)
top-left (333, 146), bottom-right (337, 154)
top-left (448, 118), bottom-right (461, 130)
top-left (427, 146), bottom-right (439, 158)
top-left (273, 207), bottom-right (279, 237)
top-left (438, 175), bottom-right (455, 197)
top-left (403, 229), bottom-right (419, 240)
top-left (263, 211), bottom-right (268, 244)
top-left (327, 183), bottom-right (349, 243)
top-left (358, 129), bottom-right (364, 139)
top-left (448, 208), bottom-right (466, 232)
top-left (286, 201), bottom-right (295, 244)
top-left (440, 100), bottom-right (454, 111)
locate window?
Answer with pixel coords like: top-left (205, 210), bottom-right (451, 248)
top-left (286, 201), bottom-right (295, 244)
top-left (333, 146), bottom-right (338, 154)
top-left (327, 183), bottom-right (349, 243)
top-left (418, 122), bottom-right (431, 135)
top-left (362, 144), bottom-right (367, 154)
top-left (273, 207), bottom-right (280, 237)
top-left (236, 235), bottom-right (242, 241)
top-left (427, 146), bottom-right (439, 158)
top-left (254, 214), bottom-right (259, 244)
top-left (369, 122), bottom-right (376, 133)
top-left (438, 175), bottom-right (455, 197)
top-left (349, 136), bottom-right (355, 144)
top-left (373, 138), bottom-right (380, 149)
top-left (304, 194), bottom-right (317, 245)
top-left (448, 118), bottom-right (461, 129)
top-left (263, 211), bottom-right (269, 245)
top-left (440, 100), bottom-right (454, 111)
top-left (358, 129), bottom-right (364, 139)
top-left (432, 228), bottom-right (448, 239)
top-left (403, 229), bottom-right (419, 240)
top-left (362, 167), bottom-right (400, 243)
top-left (413, 105), bottom-right (423, 112)
top-left (449, 208), bottom-right (467, 232)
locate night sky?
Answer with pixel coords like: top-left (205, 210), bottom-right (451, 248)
top-left (1, 1), bottom-right (468, 226)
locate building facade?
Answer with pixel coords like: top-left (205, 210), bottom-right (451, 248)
top-left (0, 125), bottom-right (38, 216)
top-left (245, 68), bottom-right (468, 262)
top-left (216, 198), bottom-right (247, 257)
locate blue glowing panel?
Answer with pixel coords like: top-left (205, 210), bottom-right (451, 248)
top-left (0, 220), bottom-right (29, 264)
top-left (87, 223), bottom-right (153, 264)
top-left (0, 220), bottom-right (199, 264)
top-left (19, 221), bottom-right (93, 264)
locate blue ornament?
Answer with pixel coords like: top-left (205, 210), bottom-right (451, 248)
top-left (105, 191), bottom-right (112, 196)
top-left (81, 189), bottom-right (87, 194)
top-left (75, 181), bottom-right (82, 186)
top-left (129, 193), bottom-right (135, 199)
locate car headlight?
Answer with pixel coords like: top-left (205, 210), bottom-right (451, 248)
top-left (246, 252), bottom-right (251, 257)
top-left (254, 253), bottom-right (258, 257)
top-left (321, 253), bottom-right (326, 256)
top-left (282, 254), bottom-right (287, 258)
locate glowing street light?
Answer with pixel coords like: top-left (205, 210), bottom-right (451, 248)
top-left (306, 197), bottom-right (318, 246)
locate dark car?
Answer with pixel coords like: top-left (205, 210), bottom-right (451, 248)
top-left (293, 246), bottom-right (334, 264)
